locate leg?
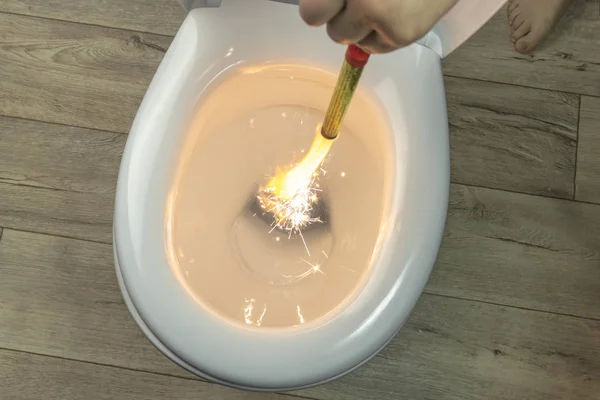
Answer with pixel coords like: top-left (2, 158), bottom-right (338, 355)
top-left (507, 0), bottom-right (573, 54)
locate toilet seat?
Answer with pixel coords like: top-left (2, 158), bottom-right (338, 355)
top-left (114, 0), bottom-right (506, 391)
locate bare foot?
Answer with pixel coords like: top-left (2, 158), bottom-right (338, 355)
top-left (507, 0), bottom-right (573, 54)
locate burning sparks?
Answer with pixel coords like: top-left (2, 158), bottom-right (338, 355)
top-left (257, 172), bottom-right (322, 243)
top-left (283, 257), bottom-right (327, 281)
top-left (301, 258), bottom-right (325, 275)
top-left (256, 126), bottom-right (333, 238)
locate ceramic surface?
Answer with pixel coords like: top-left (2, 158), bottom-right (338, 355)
top-left (114, 0), bottom-right (506, 391)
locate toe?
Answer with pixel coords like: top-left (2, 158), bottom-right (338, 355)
top-left (515, 30), bottom-right (544, 54)
top-left (507, 0), bottom-right (520, 14)
top-left (515, 37), bottom-right (532, 53)
top-left (511, 22), bottom-right (531, 42)
top-left (509, 10), bottom-right (521, 26)
top-left (511, 14), bottom-right (526, 31)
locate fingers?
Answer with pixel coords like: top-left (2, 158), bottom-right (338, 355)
top-left (299, 0), bottom-right (458, 54)
top-left (298, 0), bottom-right (345, 26)
top-left (378, 0), bottom-right (458, 50)
top-left (357, 31), bottom-right (397, 54)
top-left (326, 3), bottom-right (372, 44)
top-left (298, 0), bottom-right (399, 53)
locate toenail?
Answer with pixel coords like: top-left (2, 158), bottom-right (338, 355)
top-left (516, 42), bottom-right (529, 53)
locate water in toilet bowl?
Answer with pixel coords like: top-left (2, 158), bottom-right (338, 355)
top-left (166, 63), bottom-right (395, 329)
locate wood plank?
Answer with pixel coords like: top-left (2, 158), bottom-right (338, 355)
top-left (427, 184), bottom-right (600, 320)
top-left (0, 12), bottom-right (171, 133)
top-left (0, 117), bottom-right (123, 243)
top-left (576, 96), bottom-right (600, 203)
top-left (0, 229), bottom-right (186, 377)
top-left (0, 116), bottom-right (123, 192)
top-left (2, 229), bottom-right (599, 399)
top-left (0, 0), bottom-right (185, 36)
top-left (0, 349), bottom-right (294, 400)
top-left (4, 1), bottom-right (600, 97)
top-left (299, 295), bottom-right (600, 400)
top-left (0, 182), bottom-right (113, 243)
top-left (446, 77), bottom-right (578, 198)
top-left (443, 1), bottom-right (600, 96)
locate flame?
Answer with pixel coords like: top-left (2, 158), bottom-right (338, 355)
top-left (257, 126), bottom-right (333, 237)
top-left (265, 129), bottom-right (332, 201)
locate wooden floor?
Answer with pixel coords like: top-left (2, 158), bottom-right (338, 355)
top-left (1, 1), bottom-right (599, 399)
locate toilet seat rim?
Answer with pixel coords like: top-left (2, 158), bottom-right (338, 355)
top-left (112, 3), bottom-right (451, 388)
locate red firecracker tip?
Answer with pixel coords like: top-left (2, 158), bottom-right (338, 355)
top-left (345, 44), bottom-right (370, 68)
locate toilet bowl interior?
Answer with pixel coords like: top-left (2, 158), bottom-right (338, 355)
top-left (112, 0), bottom-right (502, 387)
top-left (165, 62), bottom-right (396, 329)
top-left (114, 0), bottom-right (456, 387)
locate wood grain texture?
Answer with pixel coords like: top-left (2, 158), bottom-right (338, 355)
top-left (0, 182), bottom-right (114, 243)
top-left (300, 295), bottom-right (600, 400)
top-left (0, 229), bottom-right (188, 377)
top-left (0, 117), bottom-right (124, 243)
top-left (0, 116), bottom-right (123, 193)
top-left (0, 0), bottom-right (185, 36)
top-left (1, 229), bottom-right (599, 400)
top-left (1, 1), bottom-right (599, 399)
top-left (0, 12), bottom-right (171, 133)
top-left (4, 0), bottom-right (599, 97)
top-left (446, 77), bottom-right (578, 198)
top-left (576, 96), bottom-right (600, 202)
top-left (443, 1), bottom-right (600, 96)
top-left (427, 184), bottom-right (600, 320)
top-left (0, 349), bottom-right (295, 400)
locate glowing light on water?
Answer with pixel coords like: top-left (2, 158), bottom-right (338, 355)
top-left (243, 298), bottom-right (255, 325)
top-left (243, 298), bottom-right (267, 327)
top-left (296, 305), bottom-right (306, 324)
top-left (301, 258), bottom-right (325, 275)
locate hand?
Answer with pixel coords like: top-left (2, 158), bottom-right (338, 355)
top-left (298, 0), bottom-right (459, 53)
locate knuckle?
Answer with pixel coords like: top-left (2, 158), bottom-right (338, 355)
top-left (399, 23), bottom-right (427, 43)
top-left (372, 40), bottom-right (396, 54)
top-left (299, 8), bottom-right (322, 26)
top-left (298, 0), bottom-right (344, 26)
top-left (382, 22), bottom-right (427, 47)
top-left (363, 1), bottom-right (428, 47)
top-left (326, 24), bottom-right (350, 44)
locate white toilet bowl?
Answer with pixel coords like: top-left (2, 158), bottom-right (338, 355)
top-left (113, 0), bottom-right (505, 391)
